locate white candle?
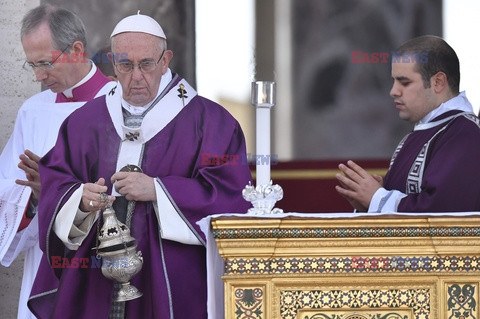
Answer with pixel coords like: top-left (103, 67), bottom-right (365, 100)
top-left (251, 81), bottom-right (275, 187)
top-left (256, 107), bottom-right (270, 186)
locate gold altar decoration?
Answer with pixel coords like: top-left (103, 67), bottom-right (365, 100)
top-left (211, 215), bottom-right (480, 319)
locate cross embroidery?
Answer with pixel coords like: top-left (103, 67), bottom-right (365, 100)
top-left (108, 86), bottom-right (117, 96)
top-left (124, 131), bottom-right (139, 141)
top-left (177, 83), bottom-right (187, 105)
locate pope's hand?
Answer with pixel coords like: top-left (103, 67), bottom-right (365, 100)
top-left (80, 178), bottom-right (115, 212)
top-left (111, 171), bottom-right (156, 202)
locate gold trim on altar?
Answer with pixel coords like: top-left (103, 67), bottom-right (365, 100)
top-left (211, 215), bottom-right (480, 319)
top-left (250, 168), bottom-right (388, 180)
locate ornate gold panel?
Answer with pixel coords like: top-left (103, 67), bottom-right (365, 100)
top-left (445, 282), bottom-right (478, 319)
top-left (225, 282), bottom-right (269, 319)
top-left (279, 287), bottom-right (427, 318)
top-left (234, 287), bottom-right (264, 318)
top-left (298, 309), bottom-right (412, 319)
top-left (213, 216), bottom-right (480, 319)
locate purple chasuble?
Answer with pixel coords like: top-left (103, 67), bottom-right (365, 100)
top-left (55, 67), bottom-right (111, 103)
top-left (29, 76), bottom-right (252, 318)
top-left (383, 110), bottom-right (480, 211)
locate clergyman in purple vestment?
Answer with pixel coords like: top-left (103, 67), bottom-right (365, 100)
top-left (28, 13), bottom-right (252, 319)
top-left (336, 35), bottom-right (480, 213)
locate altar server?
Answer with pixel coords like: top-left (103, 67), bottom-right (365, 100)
top-left (336, 35), bottom-right (480, 212)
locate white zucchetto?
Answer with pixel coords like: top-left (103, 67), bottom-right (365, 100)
top-left (111, 12), bottom-right (166, 39)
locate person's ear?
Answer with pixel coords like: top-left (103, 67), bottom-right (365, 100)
top-left (107, 52), bottom-right (121, 77)
top-left (71, 40), bottom-right (85, 55)
top-left (161, 50), bottom-right (173, 74)
top-left (431, 71), bottom-right (448, 93)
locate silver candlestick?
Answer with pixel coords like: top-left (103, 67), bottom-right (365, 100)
top-left (243, 81), bottom-right (283, 215)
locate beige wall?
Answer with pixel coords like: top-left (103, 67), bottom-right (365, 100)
top-left (0, 0), bottom-right (40, 317)
top-left (0, 0), bottom-right (41, 149)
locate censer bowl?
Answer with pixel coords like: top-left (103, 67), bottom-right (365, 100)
top-left (99, 245), bottom-right (143, 301)
top-left (97, 205), bottom-right (144, 302)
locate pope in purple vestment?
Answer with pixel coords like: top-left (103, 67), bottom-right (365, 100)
top-left (28, 13), bottom-right (252, 319)
top-left (29, 74), bottom-right (252, 318)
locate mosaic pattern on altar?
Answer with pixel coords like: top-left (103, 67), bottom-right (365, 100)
top-left (299, 309), bottom-right (412, 319)
top-left (447, 283), bottom-right (477, 319)
top-left (280, 288), bottom-right (429, 319)
top-left (225, 255), bottom-right (480, 275)
top-left (213, 226), bottom-right (480, 240)
top-left (235, 287), bottom-right (264, 319)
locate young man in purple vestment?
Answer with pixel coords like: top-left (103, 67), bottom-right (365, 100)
top-left (28, 12), bottom-right (252, 319)
top-left (335, 35), bottom-right (480, 213)
top-left (0, 4), bottom-right (115, 319)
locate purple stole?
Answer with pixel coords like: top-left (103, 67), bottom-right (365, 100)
top-left (389, 112), bottom-right (480, 194)
top-left (383, 109), bottom-right (480, 212)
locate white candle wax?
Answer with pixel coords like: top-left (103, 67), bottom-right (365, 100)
top-left (256, 107), bottom-right (270, 186)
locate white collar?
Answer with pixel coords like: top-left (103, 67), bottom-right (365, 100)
top-left (62, 60), bottom-right (95, 98)
top-left (121, 68), bottom-right (173, 115)
top-left (419, 91), bottom-right (473, 124)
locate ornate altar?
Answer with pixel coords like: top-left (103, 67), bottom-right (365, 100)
top-left (209, 213), bottom-right (480, 319)
top-left (203, 81), bottom-right (480, 319)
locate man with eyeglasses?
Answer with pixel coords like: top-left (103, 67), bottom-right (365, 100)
top-left (28, 13), bottom-right (251, 319)
top-left (0, 4), bottom-right (115, 319)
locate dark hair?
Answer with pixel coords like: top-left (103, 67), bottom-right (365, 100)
top-left (394, 35), bottom-right (460, 94)
top-left (21, 4), bottom-right (87, 51)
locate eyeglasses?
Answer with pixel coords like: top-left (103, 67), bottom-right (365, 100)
top-left (22, 44), bottom-right (71, 72)
top-left (114, 50), bottom-right (165, 74)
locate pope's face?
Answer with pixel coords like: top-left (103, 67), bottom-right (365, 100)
top-left (389, 61), bottom-right (437, 123)
top-left (21, 22), bottom-right (79, 93)
top-left (112, 32), bottom-right (172, 106)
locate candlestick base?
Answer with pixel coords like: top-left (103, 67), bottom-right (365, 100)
top-left (242, 181), bottom-right (283, 215)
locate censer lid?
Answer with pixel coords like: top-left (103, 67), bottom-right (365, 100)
top-left (97, 206), bottom-right (136, 251)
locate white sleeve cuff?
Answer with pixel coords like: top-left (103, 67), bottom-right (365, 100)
top-left (0, 184), bottom-right (31, 265)
top-left (53, 184), bottom-right (98, 250)
top-left (153, 179), bottom-right (202, 245)
top-left (368, 187), bottom-right (407, 213)
top-left (1, 213), bottom-right (40, 266)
